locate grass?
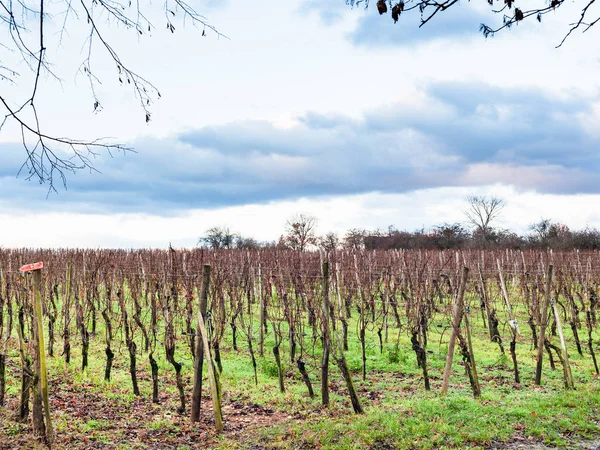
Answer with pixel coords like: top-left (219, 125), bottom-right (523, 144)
top-left (1, 286), bottom-right (600, 449)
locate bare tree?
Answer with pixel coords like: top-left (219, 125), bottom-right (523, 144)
top-left (0, 0), bottom-right (223, 190)
top-left (234, 236), bottom-right (261, 250)
top-left (280, 214), bottom-right (318, 251)
top-left (200, 226), bottom-right (238, 249)
top-left (361, 0), bottom-right (598, 47)
top-left (320, 232), bottom-right (339, 252)
top-left (343, 228), bottom-right (366, 250)
top-left (529, 218), bottom-right (555, 242)
top-left (464, 195), bottom-right (505, 243)
top-left (432, 223), bottom-right (469, 249)
top-left (528, 219), bottom-right (571, 248)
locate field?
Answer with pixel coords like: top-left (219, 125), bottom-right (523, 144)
top-left (0, 248), bottom-right (599, 449)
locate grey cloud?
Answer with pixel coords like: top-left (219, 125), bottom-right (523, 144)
top-left (0, 82), bottom-right (598, 214)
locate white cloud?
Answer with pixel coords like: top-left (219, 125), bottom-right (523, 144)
top-left (3, 186), bottom-right (600, 248)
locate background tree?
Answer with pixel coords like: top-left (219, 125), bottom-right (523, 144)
top-left (0, 0), bottom-right (222, 189)
top-left (528, 219), bottom-right (572, 249)
top-left (234, 236), bottom-right (261, 250)
top-left (432, 223), bottom-right (469, 249)
top-left (199, 226), bottom-right (238, 250)
top-left (320, 232), bottom-right (340, 252)
top-left (464, 195), bottom-right (505, 245)
top-left (280, 214), bottom-right (318, 251)
top-left (344, 228), bottom-right (366, 250)
top-left (362, 0), bottom-right (598, 46)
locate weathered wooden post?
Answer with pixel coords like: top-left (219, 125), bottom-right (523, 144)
top-left (441, 266), bottom-right (469, 396)
top-left (463, 304), bottom-right (481, 398)
top-left (191, 264), bottom-right (223, 433)
top-left (63, 263), bottom-right (72, 366)
top-left (258, 264), bottom-right (265, 357)
top-left (197, 305), bottom-right (223, 432)
top-left (0, 268), bottom-right (6, 407)
top-left (551, 296), bottom-right (575, 389)
top-left (334, 263), bottom-right (363, 414)
top-left (497, 259), bottom-right (520, 384)
top-left (535, 264), bottom-right (553, 386)
top-left (20, 262), bottom-right (54, 446)
top-left (321, 261), bottom-right (330, 406)
top-left (191, 264), bottom-right (211, 422)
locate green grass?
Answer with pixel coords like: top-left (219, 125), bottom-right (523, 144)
top-left (1, 285), bottom-right (600, 449)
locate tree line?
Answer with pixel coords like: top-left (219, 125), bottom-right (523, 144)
top-left (199, 196), bottom-right (600, 251)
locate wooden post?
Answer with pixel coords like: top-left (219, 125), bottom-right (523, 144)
top-left (32, 267), bottom-right (54, 446)
top-left (535, 264), bottom-right (553, 386)
top-left (63, 263), bottom-right (72, 365)
top-left (551, 297), bottom-right (575, 389)
top-left (353, 254), bottom-right (367, 380)
top-left (441, 266), bottom-right (469, 396)
top-left (195, 268), bottom-right (223, 433)
top-left (497, 260), bottom-right (515, 322)
top-left (497, 259), bottom-right (520, 384)
top-left (463, 305), bottom-right (481, 398)
top-left (335, 263), bottom-right (349, 351)
top-left (0, 268), bottom-right (7, 407)
top-left (258, 264), bottom-right (264, 357)
top-left (334, 263), bottom-right (363, 414)
top-left (478, 265), bottom-right (494, 341)
top-left (191, 264), bottom-right (211, 422)
top-left (321, 261), bottom-right (330, 406)
top-left (16, 299), bottom-right (32, 423)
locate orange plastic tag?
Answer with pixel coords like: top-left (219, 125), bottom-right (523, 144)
top-left (19, 262), bottom-right (44, 272)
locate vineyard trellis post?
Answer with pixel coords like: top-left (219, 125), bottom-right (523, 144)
top-left (550, 296), bottom-right (575, 389)
top-left (20, 262), bottom-right (54, 446)
top-left (191, 263), bottom-right (211, 422)
top-left (62, 263), bottom-right (72, 366)
top-left (0, 267), bottom-right (6, 407)
top-left (34, 267), bottom-right (54, 445)
top-left (334, 262), bottom-right (364, 414)
top-left (462, 303), bottom-right (481, 398)
top-left (441, 266), bottom-right (469, 396)
top-left (258, 264), bottom-right (265, 357)
top-left (535, 264), bottom-right (554, 385)
top-left (497, 259), bottom-right (520, 384)
top-left (320, 261), bottom-right (330, 406)
top-left (194, 264), bottom-right (224, 433)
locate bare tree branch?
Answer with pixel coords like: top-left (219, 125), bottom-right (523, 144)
top-left (359, 0), bottom-right (599, 46)
top-left (0, 0), bottom-right (224, 190)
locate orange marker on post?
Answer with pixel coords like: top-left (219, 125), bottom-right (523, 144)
top-left (19, 262), bottom-right (44, 272)
top-left (19, 261), bottom-right (54, 445)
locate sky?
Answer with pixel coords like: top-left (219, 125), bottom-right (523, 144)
top-left (1, 0), bottom-right (600, 248)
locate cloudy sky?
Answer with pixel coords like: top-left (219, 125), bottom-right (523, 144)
top-left (1, 0), bottom-right (600, 247)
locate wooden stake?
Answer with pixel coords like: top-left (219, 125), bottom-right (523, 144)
top-left (191, 264), bottom-right (211, 422)
top-left (258, 264), bottom-right (264, 357)
top-left (497, 260), bottom-right (515, 324)
top-left (441, 266), bottom-right (469, 396)
top-left (334, 263), bottom-right (363, 414)
top-left (551, 297), bottom-right (575, 389)
top-left (463, 305), bottom-right (481, 397)
top-left (321, 261), bottom-right (330, 406)
top-left (477, 265), bottom-right (494, 341)
top-left (535, 264), bottom-right (553, 386)
top-left (196, 273), bottom-right (223, 433)
top-left (33, 269), bottom-right (54, 446)
top-left (497, 259), bottom-right (520, 384)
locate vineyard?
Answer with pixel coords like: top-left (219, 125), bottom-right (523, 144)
top-left (1, 248), bottom-right (600, 449)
